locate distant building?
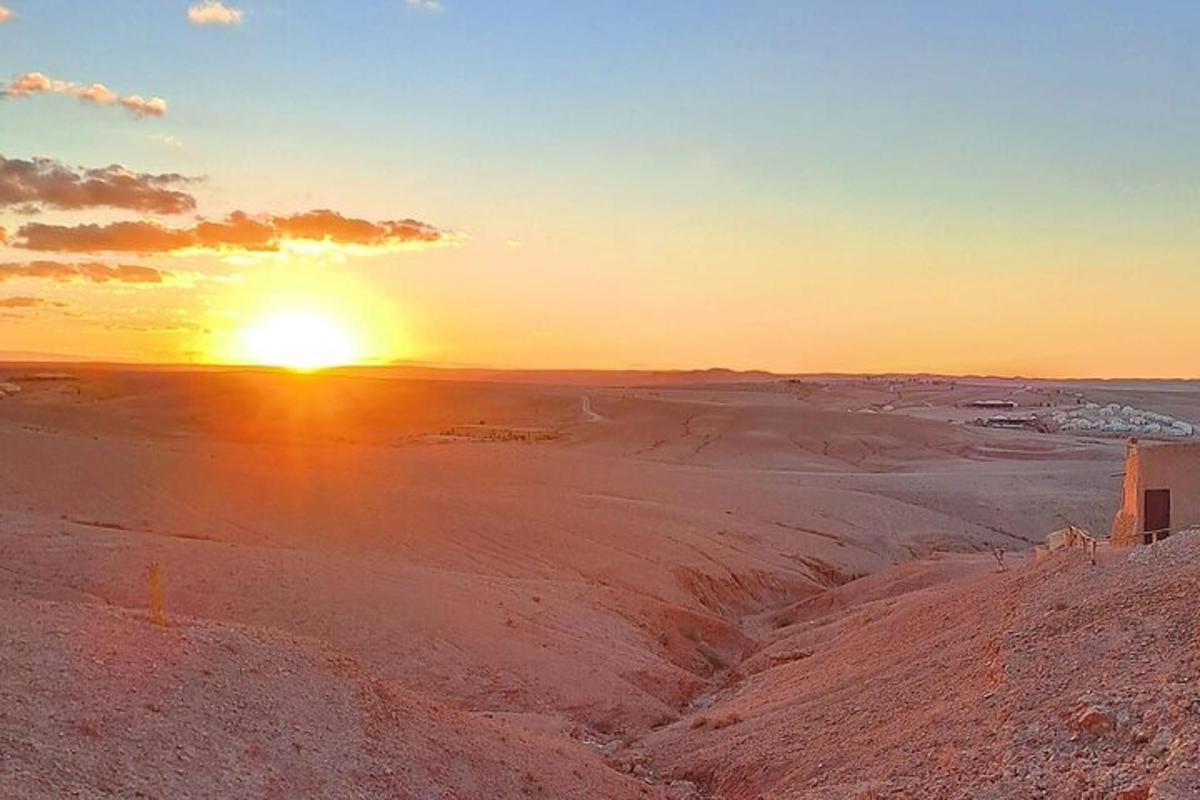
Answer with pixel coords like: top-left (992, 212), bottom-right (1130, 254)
top-left (965, 399), bottom-right (1018, 410)
top-left (983, 415), bottom-right (1037, 429)
top-left (974, 415), bottom-right (1046, 432)
top-left (1111, 439), bottom-right (1200, 546)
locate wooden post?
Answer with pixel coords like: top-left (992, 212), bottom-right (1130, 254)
top-left (147, 562), bottom-right (168, 627)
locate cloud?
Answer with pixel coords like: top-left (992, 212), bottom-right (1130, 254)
top-left (193, 211), bottom-right (277, 250)
top-left (0, 261), bottom-right (168, 284)
top-left (3, 72), bottom-right (167, 118)
top-left (15, 222), bottom-right (195, 253)
top-left (12, 210), bottom-right (447, 254)
top-left (0, 296), bottom-right (68, 309)
top-left (149, 133), bottom-right (184, 150)
top-left (271, 210), bottom-right (444, 247)
top-left (406, 0), bottom-right (445, 12)
top-left (0, 7), bottom-right (11, 23)
top-left (187, 1), bottom-right (244, 25)
top-left (119, 95), bottom-right (168, 117)
top-left (0, 156), bottom-right (197, 214)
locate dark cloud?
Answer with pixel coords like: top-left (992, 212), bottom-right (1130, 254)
top-left (12, 210), bottom-right (447, 253)
top-left (0, 156), bottom-right (197, 214)
top-left (0, 260), bottom-right (167, 284)
top-left (15, 222), bottom-right (195, 253)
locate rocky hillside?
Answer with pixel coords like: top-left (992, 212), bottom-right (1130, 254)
top-left (645, 535), bottom-right (1200, 799)
top-left (0, 592), bottom-right (666, 799)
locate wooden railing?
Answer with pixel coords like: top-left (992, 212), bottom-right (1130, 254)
top-left (1141, 523), bottom-right (1197, 555)
top-left (1061, 524), bottom-right (1100, 565)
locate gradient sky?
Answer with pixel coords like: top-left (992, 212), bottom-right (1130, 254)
top-left (1, 1), bottom-right (1198, 376)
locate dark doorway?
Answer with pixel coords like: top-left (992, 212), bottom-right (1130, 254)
top-left (1144, 489), bottom-right (1172, 544)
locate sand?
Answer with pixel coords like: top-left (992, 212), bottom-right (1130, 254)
top-left (0, 366), bottom-right (1195, 797)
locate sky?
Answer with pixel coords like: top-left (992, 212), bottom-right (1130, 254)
top-left (1, 1), bottom-right (1198, 376)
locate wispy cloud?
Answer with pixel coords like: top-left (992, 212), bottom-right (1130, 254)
top-left (0, 156), bottom-right (197, 214)
top-left (2, 72), bottom-right (167, 118)
top-left (0, 7), bottom-right (12, 24)
top-left (119, 96), bottom-right (167, 116)
top-left (0, 261), bottom-right (168, 285)
top-left (0, 296), bottom-right (69, 309)
top-left (187, 1), bottom-right (244, 26)
top-left (406, 0), bottom-right (445, 13)
top-left (12, 210), bottom-right (448, 254)
top-left (149, 133), bottom-right (185, 150)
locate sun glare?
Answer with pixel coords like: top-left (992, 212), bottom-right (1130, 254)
top-left (238, 309), bottom-right (361, 371)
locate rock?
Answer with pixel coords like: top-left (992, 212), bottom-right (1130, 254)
top-left (1116, 786), bottom-right (1150, 800)
top-left (1073, 706), bottom-right (1116, 736)
top-left (1147, 729), bottom-right (1173, 758)
top-left (666, 780), bottom-right (703, 800)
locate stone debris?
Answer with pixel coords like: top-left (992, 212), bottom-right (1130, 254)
top-left (645, 547), bottom-right (1200, 799)
top-left (1127, 529), bottom-right (1200, 565)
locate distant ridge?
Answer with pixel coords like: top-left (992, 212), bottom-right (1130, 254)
top-left (0, 351), bottom-right (94, 363)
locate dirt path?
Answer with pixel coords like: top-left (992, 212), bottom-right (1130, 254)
top-left (581, 394), bottom-right (606, 422)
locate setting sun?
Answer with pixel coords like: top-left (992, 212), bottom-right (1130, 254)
top-left (238, 309), bottom-right (361, 371)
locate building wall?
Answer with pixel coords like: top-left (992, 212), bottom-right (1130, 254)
top-left (1111, 441), bottom-right (1200, 546)
top-left (1111, 442), bottom-right (1142, 546)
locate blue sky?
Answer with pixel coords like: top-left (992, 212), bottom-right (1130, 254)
top-left (8, 1), bottom-right (1198, 219)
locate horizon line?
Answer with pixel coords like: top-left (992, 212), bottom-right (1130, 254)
top-left (1, 355), bottom-right (1198, 383)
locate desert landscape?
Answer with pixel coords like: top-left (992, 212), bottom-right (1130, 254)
top-left (5, 3), bottom-right (1200, 797)
top-left (2, 365), bottom-right (1197, 798)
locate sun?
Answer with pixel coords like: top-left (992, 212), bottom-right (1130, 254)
top-left (202, 266), bottom-right (414, 368)
top-left (237, 308), bottom-right (361, 371)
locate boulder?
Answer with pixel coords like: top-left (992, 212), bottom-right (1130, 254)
top-left (1072, 706), bottom-right (1116, 736)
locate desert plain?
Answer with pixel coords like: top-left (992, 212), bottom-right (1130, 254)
top-left (1, 365), bottom-right (1198, 799)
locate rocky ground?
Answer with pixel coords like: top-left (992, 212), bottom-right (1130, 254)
top-left (645, 537), bottom-right (1200, 799)
top-left (1, 367), bottom-right (1197, 798)
top-left (0, 593), bottom-right (664, 799)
